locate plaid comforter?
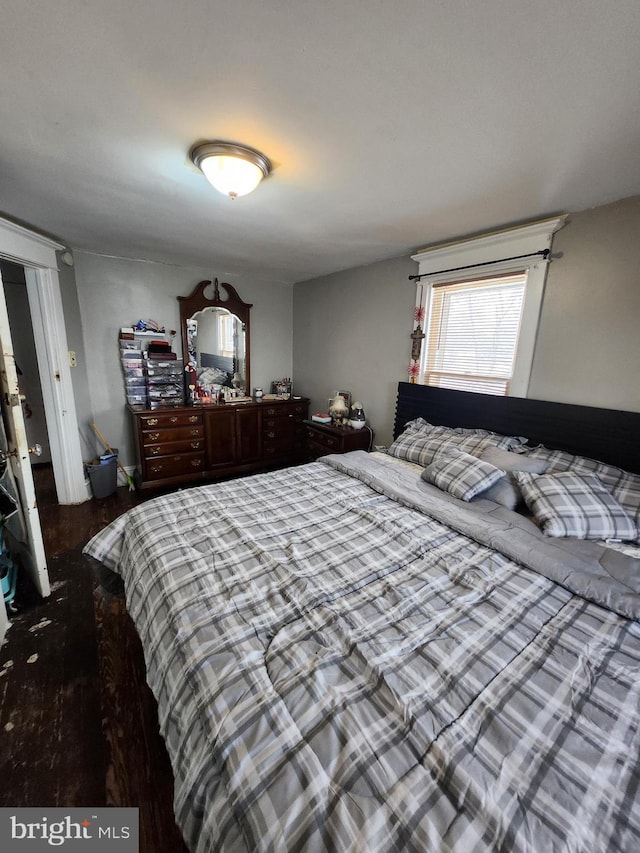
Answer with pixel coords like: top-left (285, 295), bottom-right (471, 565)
top-left (84, 455), bottom-right (640, 852)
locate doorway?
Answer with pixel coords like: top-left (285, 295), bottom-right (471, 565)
top-left (1, 261), bottom-right (52, 481)
top-left (0, 217), bottom-right (87, 506)
top-left (0, 215), bottom-right (89, 642)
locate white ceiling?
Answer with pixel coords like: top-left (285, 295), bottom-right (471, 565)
top-left (2, 1), bottom-right (640, 284)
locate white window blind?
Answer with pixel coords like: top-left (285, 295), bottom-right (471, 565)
top-left (218, 313), bottom-right (235, 358)
top-left (423, 272), bottom-right (527, 396)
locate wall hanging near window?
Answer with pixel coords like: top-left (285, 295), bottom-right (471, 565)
top-left (408, 285), bottom-right (426, 383)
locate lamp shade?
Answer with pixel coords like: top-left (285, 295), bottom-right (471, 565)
top-left (190, 141), bottom-right (272, 199)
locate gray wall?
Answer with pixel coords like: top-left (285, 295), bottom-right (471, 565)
top-left (528, 196), bottom-right (640, 411)
top-left (293, 255), bottom-right (416, 445)
top-left (73, 253), bottom-right (293, 468)
top-left (60, 193), bottom-right (640, 469)
top-left (293, 195), bottom-right (640, 445)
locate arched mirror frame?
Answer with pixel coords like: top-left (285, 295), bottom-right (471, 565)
top-left (178, 279), bottom-right (252, 395)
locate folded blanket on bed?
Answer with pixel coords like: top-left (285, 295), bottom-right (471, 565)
top-left (321, 450), bottom-right (640, 620)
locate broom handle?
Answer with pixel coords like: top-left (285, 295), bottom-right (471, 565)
top-left (91, 423), bottom-right (130, 480)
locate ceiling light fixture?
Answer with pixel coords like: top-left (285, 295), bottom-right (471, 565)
top-left (190, 141), bottom-right (272, 199)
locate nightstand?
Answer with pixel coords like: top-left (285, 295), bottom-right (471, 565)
top-left (304, 420), bottom-right (373, 460)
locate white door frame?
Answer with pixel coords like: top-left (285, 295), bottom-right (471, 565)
top-left (0, 269), bottom-right (50, 598)
top-left (0, 217), bottom-right (87, 504)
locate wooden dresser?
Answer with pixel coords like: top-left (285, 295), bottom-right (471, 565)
top-left (129, 398), bottom-right (309, 490)
top-left (304, 419), bottom-right (372, 460)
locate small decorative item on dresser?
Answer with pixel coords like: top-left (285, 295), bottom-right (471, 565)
top-left (349, 402), bottom-right (366, 429)
top-left (271, 378), bottom-right (292, 398)
top-left (254, 387), bottom-right (263, 401)
top-left (337, 390), bottom-right (352, 411)
top-left (329, 393), bottom-right (349, 424)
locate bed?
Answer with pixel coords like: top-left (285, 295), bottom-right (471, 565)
top-left (84, 383), bottom-right (640, 852)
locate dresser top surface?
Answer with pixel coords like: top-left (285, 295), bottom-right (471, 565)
top-left (129, 397), bottom-right (309, 415)
top-left (303, 419), bottom-right (368, 435)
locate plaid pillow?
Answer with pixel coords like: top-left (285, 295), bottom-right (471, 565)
top-left (403, 417), bottom-right (527, 447)
top-left (513, 471), bottom-right (638, 540)
top-left (522, 446), bottom-right (640, 540)
top-left (388, 428), bottom-right (525, 468)
top-left (421, 447), bottom-right (505, 501)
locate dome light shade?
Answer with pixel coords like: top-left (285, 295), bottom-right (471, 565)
top-left (190, 141), bottom-right (272, 199)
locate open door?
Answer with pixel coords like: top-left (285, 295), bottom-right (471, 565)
top-left (0, 589), bottom-right (8, 644)
top-left (0, 216), bottom-right (87, 506)
top-left (0, 268), bottom-right (49, 600)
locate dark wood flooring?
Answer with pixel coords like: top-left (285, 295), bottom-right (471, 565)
top-left (0, 466), bottom-right (188, 852)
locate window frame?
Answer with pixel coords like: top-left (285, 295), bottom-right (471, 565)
top-left (411, 216), bottom-right (567, 398)
top-left (424, 272), bottom-right (527, 395)
top-left (218, 311), bottom-right (236, 359)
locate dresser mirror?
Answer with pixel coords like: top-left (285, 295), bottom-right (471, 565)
top-left (178, 279), bottom-right (252, 394)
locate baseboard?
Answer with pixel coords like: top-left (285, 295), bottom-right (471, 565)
top-left (116, 464), bottom-right (136, 488)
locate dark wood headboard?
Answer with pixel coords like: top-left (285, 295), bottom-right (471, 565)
top-left (394, 382), bottom-right (640, 475)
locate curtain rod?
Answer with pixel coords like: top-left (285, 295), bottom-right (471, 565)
top-left (408, 249), bottom-right (550, 281)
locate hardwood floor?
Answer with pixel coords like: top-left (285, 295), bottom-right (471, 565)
top-left (0, 466), bottom-right (188, 852)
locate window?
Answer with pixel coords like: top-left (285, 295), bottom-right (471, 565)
top-left (218, 312), bottom-right (235, 358)
top-left (423, 272), bottom-right (527, 395)
top-left (411, 216), bottom-right (567, 397)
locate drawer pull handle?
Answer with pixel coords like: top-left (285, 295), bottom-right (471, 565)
top-left (191, 429), bottom-right (199, 436)
top-left (267, 431), bottom-right (275, 439)
top-left (327, 438), bottom-right (335, 446)
top-left (191, 459), bottom-right (202, 468)
top-left (147, 418), bottom-right (158, 426)
top-left (150, 447), bottom-right (161, 456)
top-left (150, 465), bottom-right (162, 473)
top-left (148, 432), bottom-right (160, 441)
top-left (189, 416), bottom-right (199, 423)
top-left (190, 441), bottom-right (201, 449)
top-left (170, 416), bottom-right (178, 423)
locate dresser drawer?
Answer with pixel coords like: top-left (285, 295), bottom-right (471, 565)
top-left (146, 364), bottom-right (183, 377)
top-left (263, 417), bottom-right (295, 447)
top-left (144, 452), bottom-right (205, 481)
top-left (139, 411), bottom-right (202, 429)
top-left (262, 402), bottom-right (306, 419)
top-left (306, 426), bottom-right (341, 452)
top-left (262, 415), bottom-right (291, 431)
top-left (143, 437), bottom-right (205, 457)
top-left (142, 425), bottom-right (204, 445)
top-left (130, 398), bottom-right (309, 489)
top-left (262, 440), bottom-right (294, 460)
top-left (304, 420), bottom-right (371, 461)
